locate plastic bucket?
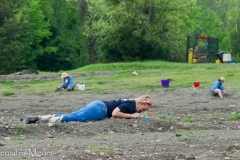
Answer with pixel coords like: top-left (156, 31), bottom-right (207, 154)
top-left (76, 82), bottom-right (86, 90)
top-left (223, 54), bottom-right (232, 63)
top-left (215, 59), bottom-right (221, 64)
top-left (193, 58), bottom-right (197, 63)
top-left (193, 81), bottom-right (200, 88)
top-left (161, 79), bottom-right (170, 87)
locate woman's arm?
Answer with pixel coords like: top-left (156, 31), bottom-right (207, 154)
top-left (112, 107), bottom-right (140, 118)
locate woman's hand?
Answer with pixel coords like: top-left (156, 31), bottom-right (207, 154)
top-left (130, 113), bottom-right (141, 118)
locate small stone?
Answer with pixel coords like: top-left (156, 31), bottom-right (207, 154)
top-left (99, 152), bottom-right (105, 156)
top-left (131, 124), bottom-right (138, 127)
top-left (189, 144), bottom-right (198, 148)
top-left (132, 71), bottom-right (138, 76)
top-left (113, 155), bottom-right (121, 158)
top-left (157, 127), bottom-right (163, 131)
top-left (4, 137), bottom-right (11, 140)
top-left (46, 132), bottom-right (53, 138)
top-left (224, 157), bottom-right (231, 160)
top-left (46, 134), bottom-right (53, 138)
top-left (84, 150), bottom-right (91, 154)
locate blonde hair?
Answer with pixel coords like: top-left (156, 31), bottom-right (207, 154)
top-left (134, 95), bottom-right (151, 110)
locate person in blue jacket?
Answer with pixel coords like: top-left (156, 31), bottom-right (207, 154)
top-left (23, 95), bottom-right (153, 126)
top-left (210, 77), bottom-right (226, 98)
top-left (55, 72), bottom-right (74, 92)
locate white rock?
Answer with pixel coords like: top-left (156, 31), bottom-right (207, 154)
top-left (132, 71), bottom-right (138, 76)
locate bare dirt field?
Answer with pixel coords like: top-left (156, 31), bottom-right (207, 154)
top-left (0, 77), bottom-right (240, 160)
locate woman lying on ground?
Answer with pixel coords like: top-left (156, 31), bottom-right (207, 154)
top-left (23, 95), bottom-right (153, 126)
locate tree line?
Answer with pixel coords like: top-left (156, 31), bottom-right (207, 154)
top-left (0, 0), bottom-right (239, 74)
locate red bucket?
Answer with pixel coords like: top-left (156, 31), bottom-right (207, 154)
top-left (193, 81), bottom-right (200, 87)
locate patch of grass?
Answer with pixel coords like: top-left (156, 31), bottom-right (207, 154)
top-left (228, 113), bottom-right (240, 121)
top-left (6, 116), bottom-right (17, 122)
top-left (48, 145), bottom-right (54, 150)
top-left (15, 124), bottom-right (26, 134)
top-left (2, 90), bottom-right (15, 96)
top-left (107, 131), bottom-right (115, 136)
top-left (59, 141), bottom-right (65, 147)
top-left (179, 135), bottom-right (195, 141)
top-left (12, 136), bottom-right (25, 141)
top-left (183, 116), bottom-right (193, 123)
top-left (0, 80), bottom-right (15, 85)
top-left (98, 135), bottom-right (105, 140)
top-left (177, 129), bottom-right (188, 133)
top-left (156, 113), bottom-right (174, 121)
top-left (1, 61), bottom-right (240, 95)
top-left (88, 144), bottom-right (115, 155)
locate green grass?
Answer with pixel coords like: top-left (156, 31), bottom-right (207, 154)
top-left (179, 135), bottom-right (195, 141)
top-left (88, 144), bottom-right (115, 155)
top-left (156, 113), bottom-right (174, 121)
top-left (183, 116), bottom-right (193, 123)
top-left (2, 90), bottom-right (15, 96)
top-left (228, 113), bottom-right (240, 121)
top-left (12, 136), bottom-right (25, 141)
top-left (0, 61), bottom-right (240, 95)
top-left (48, 145), bottom-right (54, 150)
top-left (15, 124), bottom-right (26, 134)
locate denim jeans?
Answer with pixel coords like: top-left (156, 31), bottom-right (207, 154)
top-left (58, 83), bottom-right (74, 90)
top-left (60, 100), bottom-right (107, 122)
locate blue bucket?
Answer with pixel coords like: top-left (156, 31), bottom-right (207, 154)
top-left (161, 79), bottom-right (170, 87)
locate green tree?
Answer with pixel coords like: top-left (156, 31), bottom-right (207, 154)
top-left (93, 0), bottom-right (197, 62)
top-left (35, 0), bottom-right (88, 71)
top-left (20, 0), bottom-right (51, 69)
top-left (0, 0), bottom-right (28, 74)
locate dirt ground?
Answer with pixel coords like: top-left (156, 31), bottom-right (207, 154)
top-left (0, 77), bottom-right (240, 160)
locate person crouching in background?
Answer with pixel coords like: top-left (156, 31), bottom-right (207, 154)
top-left (55, 72), bottom-right (74, 92)
top-left (210, 77), bottom-right (226, 99)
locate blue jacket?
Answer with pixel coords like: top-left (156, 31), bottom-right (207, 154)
top-left (63, 76), bottom-right (74, 89)
top-left (210, 80), bottom-right (224, 92)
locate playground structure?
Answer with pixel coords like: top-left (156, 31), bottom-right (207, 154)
top-left (186, 35), bottom-right (219, 63)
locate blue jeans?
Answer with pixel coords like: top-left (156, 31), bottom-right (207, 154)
top-left (58, 83), bottom-right (74, 90)
top-left (59, 100), bottom-right (107, 122)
